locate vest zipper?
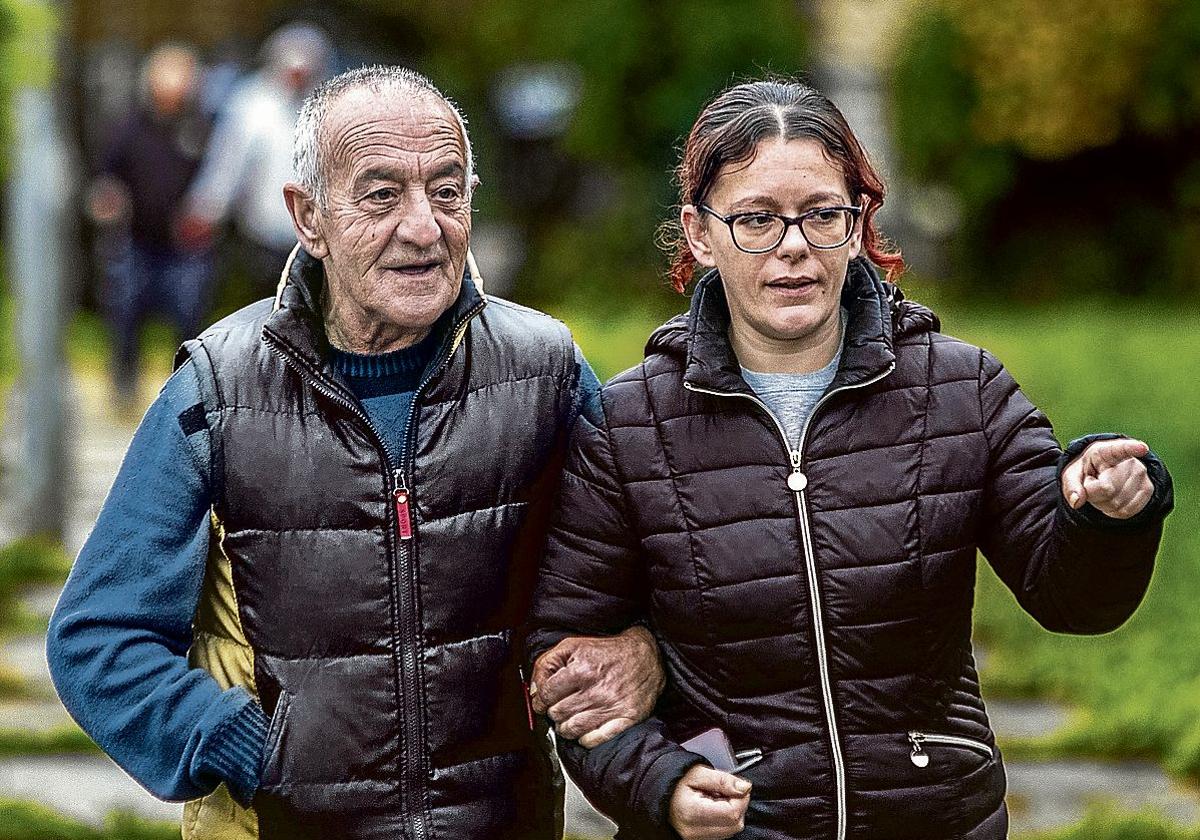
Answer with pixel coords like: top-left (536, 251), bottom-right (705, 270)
top-left (262, 333), bottom-right (426, 823)
top-left (265, 300), bottom-right (482, 840)
top-left (907, 731), bottom-right (993, 767)
top-left (393, 471), bottom-right (413, 540)
top-left (684, 360), bottom-right (894, 840)
top-left (388, 299), bottom-right (483, 840)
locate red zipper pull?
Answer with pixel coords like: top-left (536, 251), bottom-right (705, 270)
top-left (393, 471), bottom-right (413, 540)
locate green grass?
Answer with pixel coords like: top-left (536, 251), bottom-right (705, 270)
top-left (0, 798), bottom-right (176, 840)
top-left (1019, 805), bottom-right (1200, 840)
top-left (0, 537), bottom-right (70, 637)
top-left (567, 290), bottom-right (1200, 785)
top-left (929, 299), bottom-right (1200, 780)
top-left (0, 725), bottom-right (98, 757)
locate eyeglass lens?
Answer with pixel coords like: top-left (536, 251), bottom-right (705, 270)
top-left (732, 209), bottom-right (854, 251)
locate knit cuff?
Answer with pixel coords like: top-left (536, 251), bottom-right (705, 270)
top-left (198, 699), bottom-right (269, 807)
top-left (1057, 433), bottom-right (1175, 532)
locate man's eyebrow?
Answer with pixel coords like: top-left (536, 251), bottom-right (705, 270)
top-left (352, 167), bottom-right (402, 189)
top-left (428, 161), bottom-right (465, 183)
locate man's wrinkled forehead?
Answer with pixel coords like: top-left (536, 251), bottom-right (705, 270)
top-left (320, 85), bottom-right (467, 181)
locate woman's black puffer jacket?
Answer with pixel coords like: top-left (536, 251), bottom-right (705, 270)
top-left (527, 258), bottom-right (1173, 840)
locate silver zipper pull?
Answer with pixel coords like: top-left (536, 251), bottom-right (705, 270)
top-left (786, 449), bottom-right (808, 492)
top-left (909, 732), bottom-right (929, 767)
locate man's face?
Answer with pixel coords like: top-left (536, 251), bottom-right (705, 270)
top-left (312, 88), bottom-right (471, 347)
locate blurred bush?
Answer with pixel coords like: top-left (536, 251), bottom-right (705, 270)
top-left (358, 0), bottom-right (810, 316)
top-left (890, 0), bottom-right (1200, 301)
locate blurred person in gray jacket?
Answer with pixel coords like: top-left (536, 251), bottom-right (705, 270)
top-left (179, 22), bottom-right (333, 299)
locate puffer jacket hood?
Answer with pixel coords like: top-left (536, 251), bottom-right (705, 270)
top-left (645, 257), bottom-right (940, 386)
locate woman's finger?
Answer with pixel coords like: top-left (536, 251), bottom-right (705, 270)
top-left (1084, 438), bottom-right (1149, 472)
top-left (1060, 454), bottom-right (1088, 509)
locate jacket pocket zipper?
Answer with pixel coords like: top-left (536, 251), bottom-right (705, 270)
top-left (908, 731), bottom-right (992, 767)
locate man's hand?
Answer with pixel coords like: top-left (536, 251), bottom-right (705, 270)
top-left (173, 213), bottom-right (216, 253)
top-left (529, 625), bottom-right (665, 748)
top-left (669, 765), bottom-right (751, 840)
top-left (1061, 438), bottom-right (1154, 519)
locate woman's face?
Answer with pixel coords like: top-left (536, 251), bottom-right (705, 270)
top-left (682, 137), bottom-right (862, 349)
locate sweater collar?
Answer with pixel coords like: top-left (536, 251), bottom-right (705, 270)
top-left (681, 256), bottom-right (898, 396)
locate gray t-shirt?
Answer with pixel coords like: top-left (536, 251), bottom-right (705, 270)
top-left (741, 346), bottom-right (841, 451)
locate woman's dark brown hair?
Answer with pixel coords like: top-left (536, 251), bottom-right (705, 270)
top-left (660, 78), bottom-right (904, 293)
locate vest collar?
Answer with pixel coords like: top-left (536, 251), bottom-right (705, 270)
top-left (681, 256), bottom-right (898, 396)
top-left (263, 246), bottom-right (486, 394)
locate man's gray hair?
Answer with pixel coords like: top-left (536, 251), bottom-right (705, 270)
top-left (293, 65), bottom-right (475, 206)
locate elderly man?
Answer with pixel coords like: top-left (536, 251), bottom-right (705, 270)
top-left (48, 66), bottom-right (662, 839)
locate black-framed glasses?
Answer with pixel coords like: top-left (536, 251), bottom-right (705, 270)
top-left (699, 204), bottom-right (863, 253)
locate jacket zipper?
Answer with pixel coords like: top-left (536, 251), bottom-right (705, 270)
top-left (265, 299), bottom-right (482, 840)
top-left (684, 360), bottom-right (894, 840)
top-left (389, 302), bottom-right (484, 835)
top-left (907, 731), bottom-right (993, 767)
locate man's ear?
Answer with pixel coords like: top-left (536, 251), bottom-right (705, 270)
top-left (681, 204), bottom-right (717, 268)
top-left (283, 183), bottom-right (328, 259)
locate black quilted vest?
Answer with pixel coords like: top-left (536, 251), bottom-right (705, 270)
top-left (179, 250), bottom-right (572, 839)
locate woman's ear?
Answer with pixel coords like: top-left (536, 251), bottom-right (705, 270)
top-left (847, 196), bottom-right (866, 260)
top-left (681, 205), bottom-right (717, 268)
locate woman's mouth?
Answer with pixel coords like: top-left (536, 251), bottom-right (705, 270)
top-left (765, 276), bottom-right (821, 297)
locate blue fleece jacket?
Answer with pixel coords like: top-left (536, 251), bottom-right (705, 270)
top-left (46, 330), bottom-right (599, 806)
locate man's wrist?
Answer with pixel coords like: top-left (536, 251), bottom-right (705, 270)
top-left (192, 692), bottom-right (269, 807)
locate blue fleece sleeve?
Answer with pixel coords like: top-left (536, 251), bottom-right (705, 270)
top-left (572, 344), bottom-right (603, 428)
top-left (46, 360), bottom-right (268, 805)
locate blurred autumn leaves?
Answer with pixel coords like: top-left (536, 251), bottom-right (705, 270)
top-left (891, 0), bottom-right (1200, 299)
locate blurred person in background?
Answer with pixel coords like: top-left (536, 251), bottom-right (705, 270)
top-left (528, 78), bottom-right (1175, 840)
top-left (87, 43), bottom-right (211, 412)
top-left (178, 21), bottom-right (333, 300)
top-left (49, 65), bottom-right (665, 839)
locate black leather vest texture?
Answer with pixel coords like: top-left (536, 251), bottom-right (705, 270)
top-left (179, 250), bottom-right (573, 839)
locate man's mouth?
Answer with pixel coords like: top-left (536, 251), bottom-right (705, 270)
top-left (390, 260), bottom-right (443, 276)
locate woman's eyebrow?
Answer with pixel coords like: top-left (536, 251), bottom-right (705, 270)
top-left (726, 191), bottom-right (849, 213)
top-left (727, 195), bottom-right (781, 212)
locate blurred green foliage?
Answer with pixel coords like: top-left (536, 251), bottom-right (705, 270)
top-left (1020, 805), bottom-right (1200, 840)
top-left (0, 798), bottom-right (176, 840)
top-left (0, 0), bottom-right (57, 178)
top-left (0, 726), bottom-right (99, 757)
top-left (0, 536), bottom-right (70, 639)
top-left (0, 537), bottom-right (70, 698)
top-left (890, 0), bottom-right (1200, 301)
top-left (361, 1), bottom-right (809, 315)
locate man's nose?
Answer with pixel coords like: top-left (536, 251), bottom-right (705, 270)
top-left (394, 194), bottom-right (442, 249)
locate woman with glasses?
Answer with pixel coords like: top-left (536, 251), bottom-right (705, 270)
top-left (527, 79), bottom-right (1173, 840)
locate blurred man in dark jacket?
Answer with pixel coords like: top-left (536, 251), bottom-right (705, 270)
top-left (88, 43), bottom-right (212, 411)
